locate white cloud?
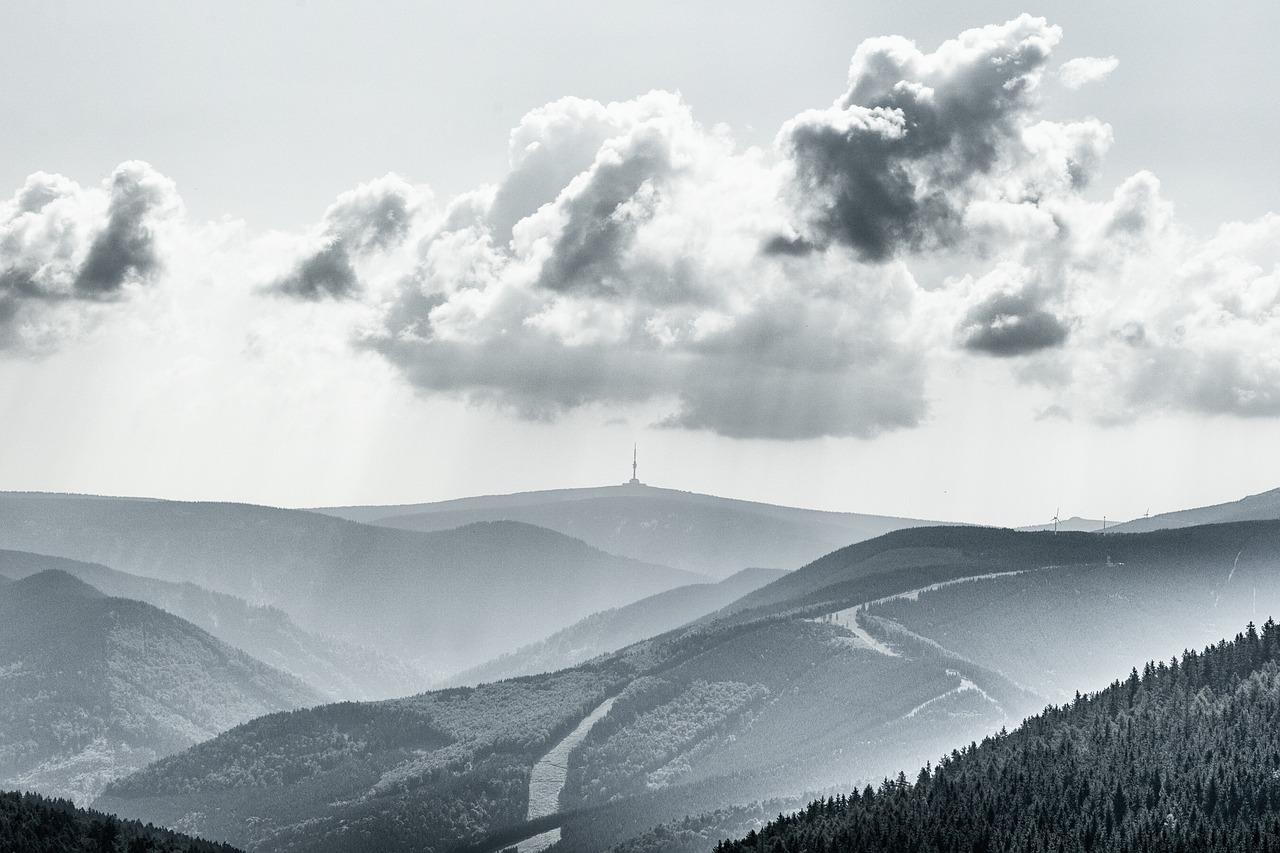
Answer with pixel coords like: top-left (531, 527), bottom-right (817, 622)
top-left (5, 17), bottom-right (1277, 442)
top-left (1059, 56), bottom-right (1120, 90)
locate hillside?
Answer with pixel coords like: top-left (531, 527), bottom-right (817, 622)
top-left (0, 789), bottom-right (242, 853)
top-left (715, 620), bottom-right (1280, 853)
top-left (448, 568), bottom-right (789, 686)
top-left (1109, 485), bottom-right (1280, 533)
top-left (0, 549), bottom-right (427, 701)
top-left (315, 485), bottom-right (953, 578)
top-left (0, 493), bottom-right (702, 677)
top-left (99, 521), bottom-right (1280, 853)
top-left (0, 571), bottom-right (322, 803)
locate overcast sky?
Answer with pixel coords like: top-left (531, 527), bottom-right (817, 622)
top-left (2, 1), bottom-right (1279, 527)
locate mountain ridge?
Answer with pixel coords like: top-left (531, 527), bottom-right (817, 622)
top-left (0, 569), bottom-right (323, 802)
top-left (313, 484), bottom-right (961, 579)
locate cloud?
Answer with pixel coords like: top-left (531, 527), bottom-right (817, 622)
top-left (355, 87), bottom-right (933, 439)
top-left (336, 15), bottom-right (1280, 437)
top-left (1059, 56), bottom-right (1119, 90)
top-left (959, 278), bottom-right (1072, 357)
top-left (10, 17), bottom-right (1277, 441)
top-left (778, 15), bottom-right (1062, 260)
top-left (0, 162), bottom-right (178, 352)
top-left (266, 175), bottom-right (423, 301)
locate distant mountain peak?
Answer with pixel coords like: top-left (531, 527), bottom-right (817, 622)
top-left (12, 568), bottom-right (106, 600)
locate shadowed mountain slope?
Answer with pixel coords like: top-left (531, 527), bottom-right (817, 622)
top-left (0, 493), bottom-right (701, 677)
top-left (0, 571), bottom-right (321, 803)
top-left (447, 568), bottom-right (789, 686)
top-left (0, 549), bottom-right (427, 701)
top-left (315, 485), bottom-right (954, 579)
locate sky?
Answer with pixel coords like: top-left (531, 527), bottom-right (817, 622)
top-left (2, 1), bottom-right (1279, 527)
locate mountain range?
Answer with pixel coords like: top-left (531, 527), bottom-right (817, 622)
top-left (96, 519), bottom-right (1280, 853)
top-left (0, 569), bottom-right (321, 803)
top-left (0, 549), bottom-right (426, 701)
top-left (447, 567), bottom-right (789, 687)
top-left (315, 484), bottom-right (952, 579)
top-left (0, 493), bottom-right (702, 678)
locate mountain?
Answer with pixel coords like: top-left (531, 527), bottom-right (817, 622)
top-left (1016, 515), bottom-right (1104, 532)
top-left (0, 570), bottom-right (322, 803)
top-left (314, 484), bottom-right (955, 579)
top-left (0, 549), bottom-right (427, 701)
top-left (714, 620), bottom-right (1280, 853)
top-left (447, 568), bottom-right (789, 686)
top-left (99, 521), bottom-right (1280, 853)
top-left (0, 789), bottom-right (241, 853)
top-left (0, 492), bottom-right (702, 677)
top-left (1108, 485), bottom-right (1280, 533)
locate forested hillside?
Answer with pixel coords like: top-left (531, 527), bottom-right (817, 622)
top-left (318, 485), bottom-right (949, 579)
top-left (0, 549), bottom-right (426, 701)
top-left (0, 571), bottom-right (322, 802)
top-left (0, 493), bottom-right (701, 676)
top-left (0, 789), bottom-right (241, 853)
top-left (716, 619), bottom-right (1280, 853)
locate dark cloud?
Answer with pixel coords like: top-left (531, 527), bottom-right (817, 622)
top-left (270, 241), bottom-right (359, 301)
top-left (268, 176), bottom-right (418, 301)
top-left (534, 129), bottom-right (673, 295)
top-left (959, 290), bottom-right (1070, 356)
top-left (780, 16), bottom-right (1060, 260)
top-left (761, 234), bottom-right (816, 256)
top-left (0, 162), bottom-right (176, 352)
top-left (73, 164), bottom-right (167, 296)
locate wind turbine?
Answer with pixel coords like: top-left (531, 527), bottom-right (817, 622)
top-left (1052, 508), bottom-right (1060, 534)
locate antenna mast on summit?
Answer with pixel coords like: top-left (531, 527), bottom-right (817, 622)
top-left (627, 444), bottom-right (642, 485)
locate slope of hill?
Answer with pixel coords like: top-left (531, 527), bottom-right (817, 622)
top-left (1, 789), bottom-right (242, 853)
top-left (448, 568), bottom-right (789, 686)
top-left (1016, 515), bottom-right (1103, 532)
top-left (716, 619), bottom-right (1280, 853)
top-left (0, 571), bottom-right (323, 803)
top-left (315, 484), bottom-right (954, 578)
top-left (0, 549), bottom-right (427, 701)
top-left (1109, 485), bottom-right (1280, 533)
top-left (0, 493), bottom-right (702, 677)
top-left (100, 522), bottom-right (1280, 853)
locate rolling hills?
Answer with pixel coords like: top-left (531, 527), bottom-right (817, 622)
top-left (0, 492), bottom-right (702, 677)
top-left (315, 484), bottom-right (953, 579)
top-left (0, 549), bottom-right (427, 701)
top-left (1109, 485), bottom-right (1280, 534)
top-left (98, 520), bottom-right (1280, 853)
top-left (0, 570), bottom-right (322, 803)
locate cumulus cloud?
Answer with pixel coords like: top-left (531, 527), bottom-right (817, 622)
top-left (266, 175), bottom-right (423, 301)
top-left (1059, 56), bottom-right (1119, 90)
top-left (328, 15), bottom-right (1279, 436)
top-left (0, 162), bottom-right (178, 352)
top-left (779, 16), bottom-right (1062, 260)
top-left (12, 17), bottom-right (1276, 439)
top-left (353, 87), bottom-right (933, 439)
